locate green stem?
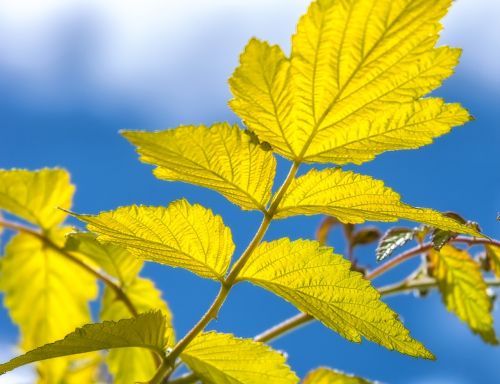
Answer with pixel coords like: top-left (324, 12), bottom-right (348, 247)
top-left (254, 312), bottom-right (312, 343)
top-left (149, 356), bottom-right (171, 384)
top-left (162, 161), bottom-right (301, 372)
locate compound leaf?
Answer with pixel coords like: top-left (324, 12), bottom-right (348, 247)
top-left (0, 230), bottom-right (98, 381)
top-left (181, 331), bottom-right (298, 384)
top-left (74, 199), bottom-right (234, 281)
top-left (0, 168), bottom-right (74, 229)
top-left (276, 168), bottom-right (481, 237)
top-left (304, 367), bottom-right (374, 384)
top-left (428, 245), bottom-right (497, 344)
top-left (238, 239), bottom-right (433, 358)
top-left (0, 311), bottom-right (169, 377)
top-left (123, 123), bottom-right (275, 211)
top-left (229, 0), bottom-right (469, 164)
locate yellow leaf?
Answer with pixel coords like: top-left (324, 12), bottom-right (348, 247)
top-left (0, 229), bottom-right (98, 382)
top-left (181, 331), bottom-right (298, 384)
top-left (67, 234), bottom-right (175, 383)
top-left (65, 233), bottom-right (142, 286)
top-left (229, 0), bottom-right (468, 164)
top-left (229, 39), bottom-right (295, 158)
top-left (304, 367), bottom-right (374, 384)
top-left (238, 239), bottom-right (433, 359)
top-left (122, 123), bottom-right (276, 211)
top-left (0, 311), bottom-right (169, 378)
top-left (276, 168), bottom-right (481, 236)
top-left (429, 245), bottom-right (497, 344)
top-left (486, 245), bottom-right (500, 278)
top-left (101, 277), bottom-right (175, 384)
top-left (0, 168), bottom-right (74, 229)
top-left (75, 199), bottom-right (234, 281)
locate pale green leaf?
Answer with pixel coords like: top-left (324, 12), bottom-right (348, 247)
top-left (181, 331), bottom-right (298, 384)
top-left (238, 239), bottom-right (433, 358)
top-left (429, 245), bottom-right (497, 344)
top-left (229, 0), bottom-right (468, 164)
top-left (0, 311), bottom-right (169, 377)
top-left (122, 123), bottom-right (276, 211)
top-left (0, 168), bottom-right (74, 229)
top-left (304, 367), bottom-right (374, 384)
top-left (101, 277), bottom-right (175, 384)
top-left (376, 228), bottom-right (415, 261)
top-left (0, 230), bottom-right (98, 382)
top-left (74, 199), bottom-right (234, 281)
top-left (276, 168), bottom-right (482, 237)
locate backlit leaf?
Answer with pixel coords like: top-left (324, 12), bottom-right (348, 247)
top-left (428, 245), bottom-right (497, 344)
top-left (304, 367), bottom-right (374, 384)
top-left (68, 234), bottom-right (176, 383)
top-left (486, 245), bottom-right (500, 278)
top-left (276, 168), bottom-right (481, 237)
top-left (122, 123), bottom-right (275, 211)
top-left (181, 331), bottom-right (298, 384)
top-left (0, 311), bottom-right (169, 377)
top-left (229, 0), bottom-right (469, 164)
top-left (65, 232), bottom-right (142, 286)
top-left (229, 39), bottom-right (295, 158)
top-left (238, 239), bottom-right (433, 358)
top-left (101, 277), bottom-right (175, 384)
top-left (0, 168), bottom-right (74, 229)
top-left (0, 230), bottom-right (98, 382)
top-left (74, 199), bottom-right (234, 281)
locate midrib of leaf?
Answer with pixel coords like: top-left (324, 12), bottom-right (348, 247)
top-left (297, 0), bottom-right (429, 161)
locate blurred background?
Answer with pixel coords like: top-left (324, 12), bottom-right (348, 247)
top-left (0, 0), bottom-right (499, 383)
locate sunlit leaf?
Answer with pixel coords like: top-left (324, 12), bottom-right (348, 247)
top-left (65, 232), bottom-right (142, 286)
top-left (0, 311), bottom-right (169, 377)
top-left (0, 230), bottom-right (98, 381)
top-left (486, 245), bottom-right (500, 278)
top-left (304, 367), bottom-right (374, 384)
top-left (0, 168), bottom-right (74, 229)
top-left (238, 239), bottom-right (433, 358)
top-left (74, 199), bottom-right (234, 281)
top-left (181, 332), bottom-right (298, 384)
top-left (123, 123), bottom-right (275, 211)
top-left (428, 245), bottom-right (497, 344)
top-left (276, 168), bottom-right (481, 237)
top-left (230, 0), bottom-right (469, 164)
top-left (229, 38), bottom-right (295, 159)
top-left (101, 277), bottom-right (175, 384)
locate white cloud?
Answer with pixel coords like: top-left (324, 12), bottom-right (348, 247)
top-left (0, 344), bottom-right (35, 383)
top-left (0, 0), bottom-right (498, 119)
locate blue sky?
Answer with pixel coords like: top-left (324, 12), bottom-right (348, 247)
top-left (0, 0), bottom-right (499, 383)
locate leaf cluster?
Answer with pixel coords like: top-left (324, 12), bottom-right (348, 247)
top-left (0, 0), bottom-right (497, 383)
